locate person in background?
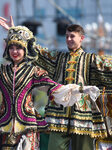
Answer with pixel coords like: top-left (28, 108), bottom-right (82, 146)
top-left (98, 48), bottom-right (105, 56)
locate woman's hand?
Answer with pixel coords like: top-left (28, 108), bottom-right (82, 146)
top-left (0, 16), bottom-right (14, 30)
top-left (36, 67), bottom-right (48, 77)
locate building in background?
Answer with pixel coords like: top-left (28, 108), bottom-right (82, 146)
top-left (0, 0), bottom-right (112, 58)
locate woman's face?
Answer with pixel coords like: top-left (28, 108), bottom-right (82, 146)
top-left (9, 45), bottom-right (25, 64)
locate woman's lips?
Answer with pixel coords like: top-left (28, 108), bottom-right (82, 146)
top-left (12, 55), bottom-right (18, 58)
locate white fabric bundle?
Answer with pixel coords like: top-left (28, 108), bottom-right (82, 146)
top-left (53, 84), bottom-right (100, 107)
top-left (17, 135), bottom-right (26, 150)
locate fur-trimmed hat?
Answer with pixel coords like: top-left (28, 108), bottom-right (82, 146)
top-left (3, 26), bottom-right (38, 62)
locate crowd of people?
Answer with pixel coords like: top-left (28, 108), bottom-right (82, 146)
top-left (0, 16), bottom-right (112, 150)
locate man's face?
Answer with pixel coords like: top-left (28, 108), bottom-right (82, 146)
top-left (66, 31), bottom-right (84, 51)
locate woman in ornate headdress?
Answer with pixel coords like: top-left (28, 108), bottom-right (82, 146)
top-left (0, 24), bottom-right (57, 150)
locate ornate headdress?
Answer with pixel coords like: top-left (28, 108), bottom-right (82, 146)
top-left (3, 26), bottom-right (38, 62)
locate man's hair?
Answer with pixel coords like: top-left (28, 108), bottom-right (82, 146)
top-left (66, 24), bottom-right (85, 35)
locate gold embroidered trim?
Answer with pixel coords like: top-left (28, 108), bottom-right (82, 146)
top-left (70, 128), bottom-right (107, 138)
top-left (66, 68), bottom-right (75, 72)
top-left (65, 77), bottom-right (75, 81)
top-left (48, 125), bottom-right (67, 132)
top-left (67, 61), bottom-right (77, 64)
top-left (8, 40), bottom-right (27, 49)
top-left (46, 113), bottom-right (104, 122)
top-left (70, 53), bottom-right (79, 56)
top-left (65, 49), bottom-right (81, 83)
top-left (47, 124), bottom-right (107, 138)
